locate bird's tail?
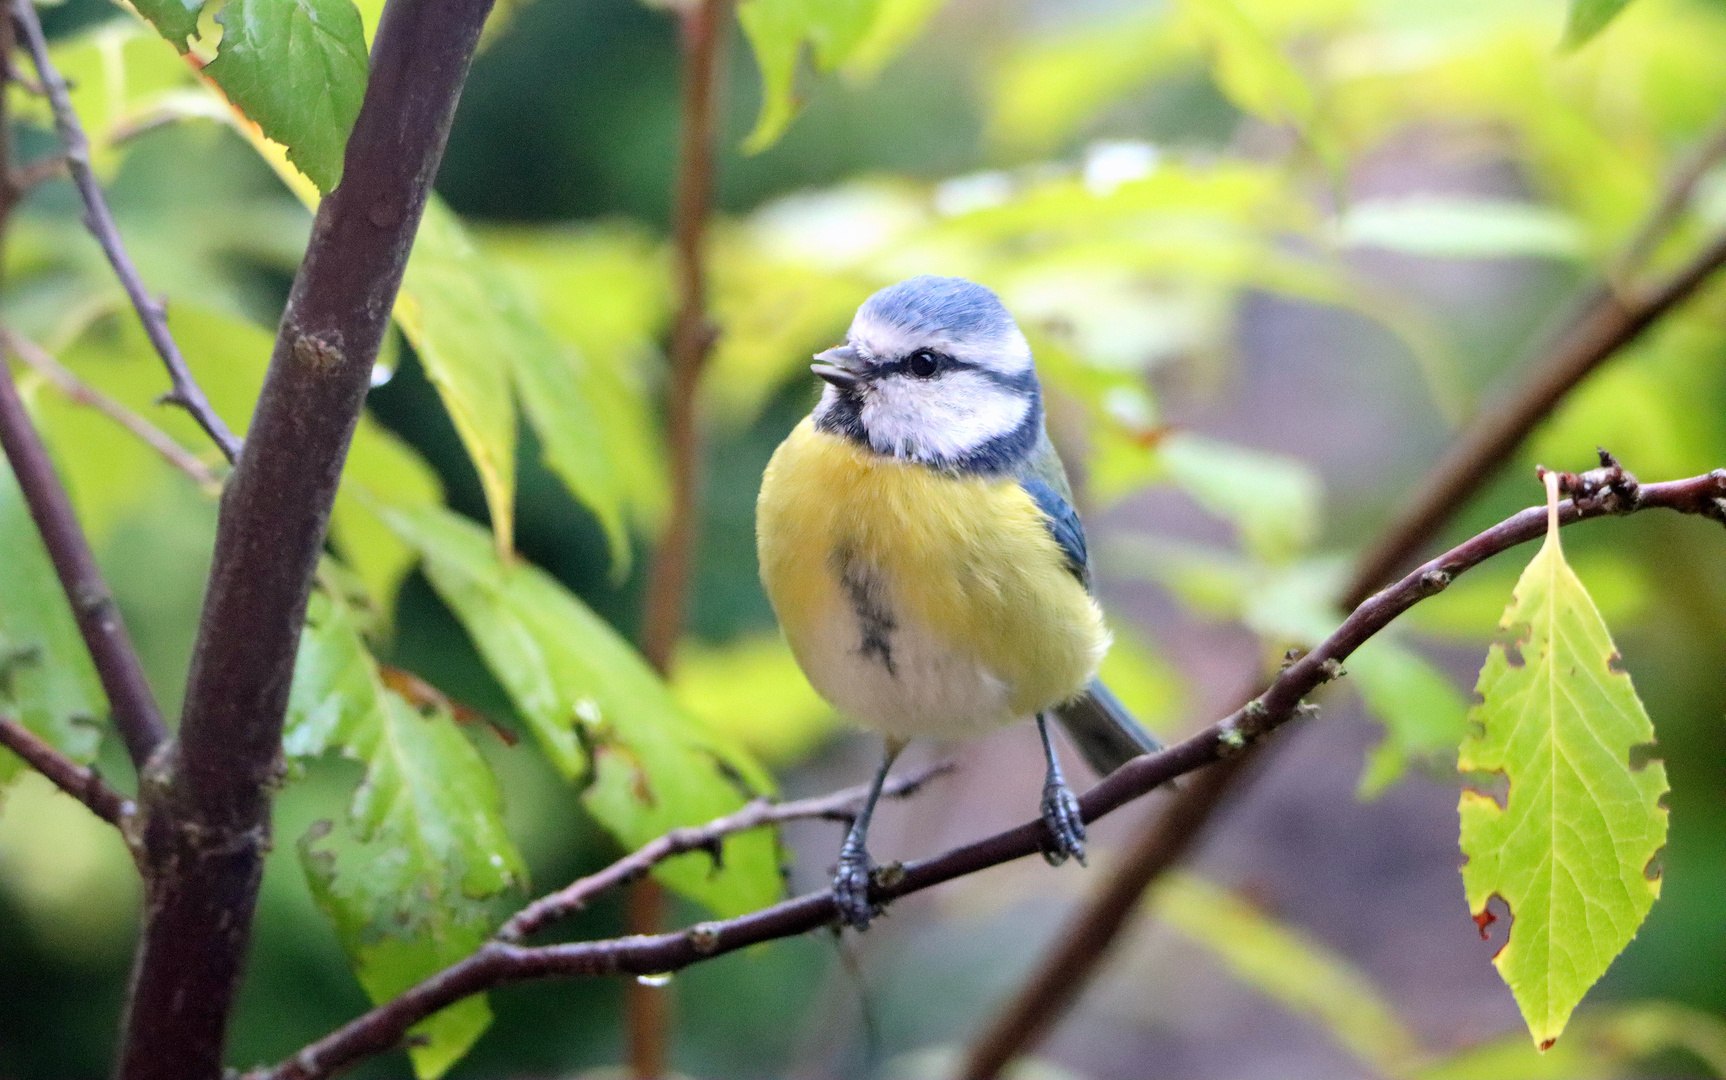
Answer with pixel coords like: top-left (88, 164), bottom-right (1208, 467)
top-left (1052, 677), bottom-right (1164, 777)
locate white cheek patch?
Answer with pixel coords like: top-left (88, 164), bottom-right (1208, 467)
top-left (861, 370), bottom-right (1033, 464)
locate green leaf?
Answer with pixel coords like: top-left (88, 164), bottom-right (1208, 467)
top-left (287, 586), bottom-right (525, 1079)
top-left (0, 457), bottom-right (105, 785)
top-left (1457, 496), bottom-right (1669, 1049)
top-left (1152, 871), bottom-right (1423, 1076)
top-left (378, 503), bottom-right (783, 918)
top-left (1416, 1001), bottom-right (1726, 1079)
top-left (1159, 433), bottom-right (1321, 563)
top-left (1349, 637), bottom-right (1469, 799)
top-left (1335, 197), bottom-right (1586, 261)
top-left (738, 0), bottom-right (946, 153)
top-left (131, 0), bottom-right (205, 51)
top-left (1181, 0), bottom-right (1314, 129)
top-left (203, 0), bottom-right (371, 194)
top-left (1562, 0), bottom-right (1636, 50)
top-left (332, 416), bottom-right (444, 615)
top-left (398, 199), bottom-right (633, 569)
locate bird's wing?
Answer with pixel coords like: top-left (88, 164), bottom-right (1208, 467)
top-left (1016, 428), bottom-right (1090, 588)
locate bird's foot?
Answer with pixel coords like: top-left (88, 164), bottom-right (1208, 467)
top-left (832, 845), bottom-right (876, 930)
top-left (1040, 778), bottom-right (1087, 867)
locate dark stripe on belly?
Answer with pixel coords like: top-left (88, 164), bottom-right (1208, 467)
top-left (836, 555), bottom-right (897, 678)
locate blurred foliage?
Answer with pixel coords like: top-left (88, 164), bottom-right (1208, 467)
top-left (1, 0), bottom-right (1726, 1074)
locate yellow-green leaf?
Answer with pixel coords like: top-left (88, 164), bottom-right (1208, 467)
top-left (1562, 0), bottom-right (1637, 50)
top-left (332, 417), bottom-right (443, 615)
top-left (1457, 484), bottom-right (1669, 1049)
top-left (671, 633), bottom-right (836, 766)
top-left (1350, 637), bottom-right (1469, 799)
top-left (287, 586), bottom-right (525, 1080)
top-left (379, 503), bottom-right (783, 918)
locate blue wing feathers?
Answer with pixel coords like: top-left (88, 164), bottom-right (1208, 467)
top-left (1019, 475), bottom-right (1089, 586)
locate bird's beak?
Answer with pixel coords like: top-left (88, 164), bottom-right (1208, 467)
top-left (811, 345), bottom-right (863, 390)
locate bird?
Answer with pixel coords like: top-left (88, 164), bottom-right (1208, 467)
top-left (755, 274), bottom-right (1163, 930)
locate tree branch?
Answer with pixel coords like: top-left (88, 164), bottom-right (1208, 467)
top-left (498, 759), bottom-right (955, 943)
top-left (4, 328), bottom-right (220, 491)
top-left (114, 4), bottom-right (496, 1078)
top-left (0, 712), bottom-right (132, 828)
top-left (630, 2), bottom-right (730, 1071)
top-left (11, 0), bottom-right (243, 464)
top-left (257, 463), bottom-right (1726, 1080)
top-left (1343, 228), bottom-right (1726, 610)
top-left (0, 341), bottom-right (170, 769)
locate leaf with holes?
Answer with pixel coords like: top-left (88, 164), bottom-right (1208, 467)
top-left (203, 0), bottom-right (370, 193)
top-left (1457, 499), bottom-right (1668, 1050)
top-left (377, 502), bottom-right (782, 918)
top-left (0, 461), bottom-right (105, 787)
top-left (286, 586), bottom-right (525, 1079)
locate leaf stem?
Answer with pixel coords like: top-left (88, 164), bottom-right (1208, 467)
top-left (254, 464), bottom-right (1726, 1080)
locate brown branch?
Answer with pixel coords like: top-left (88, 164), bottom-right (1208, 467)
top-left (1616, 107), bottom-right (1726, 279)
top-left (1343, 229), bottom-right (1726, 611)
top-left (629, 2), bottom-right (730, 1072)
top-left (113, 4), bottom-right (497, 1078)
top-left (960, 752), bottom-right (1255, 1079)
top-left (499, 760), bottom-right (956, 943)
top-left (256, 463), bottom-right (1726, 1080)
top-left (636, 0), bottom-right (729, 676)
top-left (0, 713), bottom-right (131, 827)
top-left (4, 328), bottom-right (220, 490)
top-left (11, 0), bottom-right (243, 464)
top-left (0, 347), bottom-right (170, 769)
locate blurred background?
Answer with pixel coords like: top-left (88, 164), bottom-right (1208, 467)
top-left (2, 0), bottom-right (1725, 1076)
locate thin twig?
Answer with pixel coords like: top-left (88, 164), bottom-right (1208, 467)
top-left (255, 463), bottom-right (1726, 1080)
top-left (499, 760), bottom-right (956, 943)
top-left (1342, 228), bottom-right (1726, 609)
top-left (1616, 106), bottom-right (1726, 280)
top-left (0, 713), bottom-right (132, 827)
top-left (4, 328), bottom-right (220, 490)
top-left (11, 0), bottom-right (242, 464)
top-left (0, 353), bottom-right (170, 768)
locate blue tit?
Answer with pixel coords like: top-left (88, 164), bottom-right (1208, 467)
top-left (756, 274), bottom-right (1163, 930)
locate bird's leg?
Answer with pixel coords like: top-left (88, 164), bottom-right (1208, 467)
top-left (833, 737), bottom-right (904, 930)
top-left (1038, 713), bottom-right (1086, 866)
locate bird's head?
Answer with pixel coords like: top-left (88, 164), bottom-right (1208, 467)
top-left (811, 275), bottom-right (1042, 474)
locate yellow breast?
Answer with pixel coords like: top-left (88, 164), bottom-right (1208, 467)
top-left (756, 417), bottom-right (1108, 738)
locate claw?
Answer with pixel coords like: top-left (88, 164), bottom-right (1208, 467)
top-left (1040, 778), bottom-right (1087, 867)
top-left (833, 847), bottom-right (876, 929)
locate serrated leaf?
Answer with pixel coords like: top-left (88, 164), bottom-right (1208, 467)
top-left (738, 0), bottom-right (946, 153)
top-left (132, 0), bottom-right (206, 51)
top-left (287, 587), bottom-right (525, 1079)
top-left (0, 457), bottom-right (105, 785)
top-left (1562, 0), bottom-right (1636, 50)
top-left (1457, 496), bottom-right (1669, 1049)
top-left (203, 0), bottom-right (370, 194)
top-left (1152, 871), bottom-right (1422, 1076)
top-left (377, 503), bottom-right (783, 918)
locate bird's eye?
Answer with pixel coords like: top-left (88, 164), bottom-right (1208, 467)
top-left (907, 350), bottom-right (939, 378)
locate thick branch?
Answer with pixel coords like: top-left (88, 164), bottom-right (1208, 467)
top-left (0, 349), bottom-right (169, 768)
top-left (0, 713), bottom-right (131, 827)
top-left (11, 0), bottom-right (242, 464)
top-left (259, 464), bottom-right (1726, 1080)
top-left (5, 328), bottom-right (220, 490)
top-left (1343, 229), bottom-right (1726, 610)
top-left (499, 760), bottom-right (954, 943)
top-left (114, 4), bottom-right (496, 1079)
